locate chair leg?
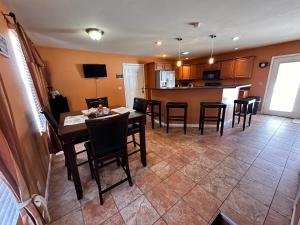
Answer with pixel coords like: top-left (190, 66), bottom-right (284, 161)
top-left (238, 104), bottom-right (242, 124)
top-left (150, 105), bottom-right (155, 129)
top-left (122, 153), bottom-right (133, 186)
top-left (87, 152), bottom-right (94, 179)
top-left (217, 108), bottom-right (221, 131)
top-left (248, 103), bottom-right (253, 127)
top-left (232, 103), bottom-right (236, 128)
top-left (93, 160), bottom-right (104, 205)
top-left (220, 108), bottom-right (226, 136)
top-left (159, 103), bottom-right (162, 127)
top-left (243, 104), bottom-right (247, 131)
top-left (166, 107), bottom-right (169, 133)
top-left (132, 134), bottom-right (136, 147)
top-left (184, 107), bottom-right (187, 134)
top-left (201, 107), bottom-right (205, 135)
top-left (199, 106), bottom-right (202, 130)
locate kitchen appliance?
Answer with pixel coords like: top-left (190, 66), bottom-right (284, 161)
top-left (156, 71), bottom-right (176, 88)
top-left (204, 82), bottom-right (222, 87)
top-left (202, 70), bottom-right (221, 80)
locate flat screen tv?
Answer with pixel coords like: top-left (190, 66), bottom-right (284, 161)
top-left (83, 64), bottom-right (107, 78)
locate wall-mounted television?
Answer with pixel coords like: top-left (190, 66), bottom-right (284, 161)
top-left (83, 64), bottom-right (107, 78)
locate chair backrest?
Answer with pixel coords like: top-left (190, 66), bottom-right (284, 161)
top-left (86, 97), bottom-right (109, 108)
top-left (41, 108), bottom-right (59, 134)
top-left (133, 98), bottom-right (147, 113)
top-left (85, 112), bottom-right (129, 158)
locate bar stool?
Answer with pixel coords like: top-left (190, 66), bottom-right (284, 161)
top-left (166, 102), bottom-right (188, 134)
top-left (146, 100), bottom-right (162, 129)
top-left (199, 102), bottom-right (227, 136)
top-left (232, 98), bottom-right (255, 131)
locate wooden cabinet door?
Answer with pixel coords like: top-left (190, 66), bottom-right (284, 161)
top-left (163, 63), bottom-right (173, 71)
top-left (155, 62), bottom-right (164, 71)
top-left (182, 65), bottom-right (191, 79)
top-left (190, 64), bottom-right (202, 79)
top-left (220, 60), bottom-right (235, 79)
top-left (176, 66), bottom-right (183, 80)
top-left (234, 57), bottom-right (254, 78)
top-left (202, 62), bottom-right (221, 71)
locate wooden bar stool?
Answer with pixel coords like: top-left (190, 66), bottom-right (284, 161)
top-left (232, 98), bottom-right (255, 131)
top-left (166, 102), bottom-right (188, 134)
top-left (199, 102), bottom-right (227, 136)
top-left (146, 99), bottom-right (162, 129)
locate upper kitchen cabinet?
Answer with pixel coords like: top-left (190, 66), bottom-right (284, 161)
top-left (155, 62), bottom-right (174, 71)
top-left (202, 62), bottom-right (221, 71)
top-left (176, 65), bottom-right (191, 80)
top-left (234, 57), bottom-right (254, 78)
top-left (190, 64), bottom-right (202, 79)
top-left (220, 60), bottom-right (235, 79)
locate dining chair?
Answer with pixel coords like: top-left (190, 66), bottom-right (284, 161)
top-left (41, 108), bottom-right (93, 179)
top-left (85, 97), bottom-right (109, 108)
top-left (85, 112), bottom-right (132, 204)
top-left (128, 97), bottom-right (147, 149)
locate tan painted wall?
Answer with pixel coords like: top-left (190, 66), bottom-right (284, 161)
top-left (188, 40), bottom-right (300, 105)
top-left (0, 0), bottom-right (49, 195)
top-left (38, 46), bottom-right (172, 111)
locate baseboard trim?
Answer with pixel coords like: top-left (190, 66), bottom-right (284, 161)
top-left (45, 154), bottom-right (52, 202)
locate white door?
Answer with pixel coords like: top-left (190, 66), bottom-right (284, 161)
top-left (263, 54), bottom-right (300, 118)
top-left (123, 64), bottom-right (145, 108)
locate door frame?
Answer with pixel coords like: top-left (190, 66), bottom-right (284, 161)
top-left (262, 53), bottom-right (300, 117)
top-left (122, 63), bottom-right (145, 107)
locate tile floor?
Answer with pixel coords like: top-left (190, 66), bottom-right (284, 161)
top-left (48, 115), bottom-right (300, 225)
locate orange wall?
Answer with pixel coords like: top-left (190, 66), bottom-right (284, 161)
top-left (188, 40), bottom-right (300, 105)
top-left (38, 46), bottom-right (171, 111)
top-left (0, 0), bottom-right (49, 195)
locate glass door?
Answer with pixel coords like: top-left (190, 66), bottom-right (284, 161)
top-left (263, 54), bottom-right (300, 118)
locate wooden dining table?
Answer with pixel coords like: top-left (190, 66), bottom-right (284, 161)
top-left (58, 110), bottom-right (147, 200)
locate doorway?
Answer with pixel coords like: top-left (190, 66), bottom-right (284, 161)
top-left (123, 64), bottom-right (145, 108)
top-left (263, 54), bottom-right (300, 118)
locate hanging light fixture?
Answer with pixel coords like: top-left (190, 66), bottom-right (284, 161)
top-left (85, 28), bottom-right (104, 40)
top-left (176, 37), bottom-right (183, 67)
top-left (208, 34), bottom-right (216, 64)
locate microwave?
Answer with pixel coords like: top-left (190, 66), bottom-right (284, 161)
top-left (202, 70), bottom-right (221, 80)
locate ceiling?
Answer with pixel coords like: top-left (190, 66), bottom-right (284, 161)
top-left (3, 0), bottom-right (300, 58)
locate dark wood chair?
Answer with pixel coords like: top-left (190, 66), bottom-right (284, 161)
top-left (232, 98), bottom-right (255, 130)
top-left (41, 108), bottom-right (93, 179)
top-left (85, 97), bottom-right (109, 108)
top-left (166, 102), bottom-right (188, 134)
top-left (85, 112), bottom-right (132, 205)
top-left (128, 97), bottom-right (148, 149)
top-left (199, 102), bottom-right (227, 136)
top-left (146, 99), bottom-right (162, 129)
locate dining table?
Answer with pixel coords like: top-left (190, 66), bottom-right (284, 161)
top-left (58, 109), bottom-right (147, 200)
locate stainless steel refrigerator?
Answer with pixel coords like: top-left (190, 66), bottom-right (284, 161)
top-left (156, 71), bottom-right (176, 88)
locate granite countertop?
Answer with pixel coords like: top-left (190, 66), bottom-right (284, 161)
top-left (147, 84), bottom-right (251, 90)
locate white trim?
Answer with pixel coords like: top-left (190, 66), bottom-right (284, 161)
top-left (44, 154), bottom-right (52, 202)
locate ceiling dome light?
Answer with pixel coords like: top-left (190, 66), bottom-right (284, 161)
top-left (85, 28), bottom-right (104, 40)
top-left (234, 47), bottom-right (239, 50)
top-left (162, 54), bottom-right (167, 57)
top-left (155, 40), bottom-right (162, 46)
top-left (232, 36), bottom-right (240, 41)
top-left (182, 51), bottom-right (189, 55)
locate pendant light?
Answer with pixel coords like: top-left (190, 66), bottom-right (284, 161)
top-left (176, 37), bottom-right (183, 67)
top-left (208, 34), bottom-right (216, 64)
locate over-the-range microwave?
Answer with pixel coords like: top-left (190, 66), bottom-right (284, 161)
top-left (202, 70), bottom-right (221, 80)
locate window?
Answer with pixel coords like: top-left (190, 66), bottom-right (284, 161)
top-left (9, 29), bottom-right (46, 132)
top-left (0, 178), bottom-right (19, 225)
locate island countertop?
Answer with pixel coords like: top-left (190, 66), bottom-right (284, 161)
top-left (146, 84), bottom-right (251, 90)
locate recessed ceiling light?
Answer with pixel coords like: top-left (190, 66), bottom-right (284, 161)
top-left (182, 51), bottom-right (189, 55)
top-left (234, 47), bottom-right (239, 50)
top-left (85, 28), bottom-right (104, 40)
top-left (162, 54), bottom-right (167, 57)
top-left (232, 36), bottom-right (240, 41)
top-left (155, 40), bottom-right (162, 46)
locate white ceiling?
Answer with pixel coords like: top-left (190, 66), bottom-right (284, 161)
top-left (3, 0), bottom-right (300, 58)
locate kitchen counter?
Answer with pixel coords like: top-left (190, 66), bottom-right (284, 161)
top-left (149, 84), bottom-right (251, 125)
top-left (146, 84), bottom-right (251, 90)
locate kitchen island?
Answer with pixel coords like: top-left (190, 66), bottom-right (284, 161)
top-left (148, 84), bottom-right (251, 125)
